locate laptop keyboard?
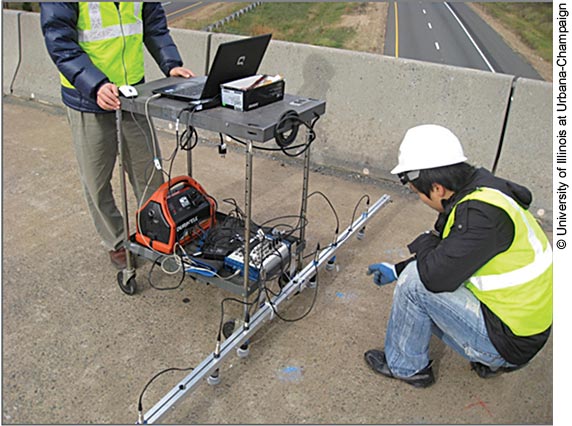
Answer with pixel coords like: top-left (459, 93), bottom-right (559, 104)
top-left (175, 84), bottom-right (204, 98)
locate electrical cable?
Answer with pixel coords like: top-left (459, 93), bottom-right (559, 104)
top-left (308, 191), bottom-right (340, 234)
top-left (117, 6), bottom-right (159, 183)
top-left (274, 110), bottom-right (300, 148)
top-left (118, 5), bottom-right (172, 261)
top-left (147, 255), bottom-right (185, 291)
top-left (299, 193), bottom-right (372, 262)
top-left (277, 112), bottom-right (320, 158)
top-left (138, 366), bottom-right (195, 424)
top-left (223, 133), bottom-right (308, 153)
top-left (261, 246), bottom-right (320, 322)
top-left (221, 110), bottom-right (321, 157)
top-left (349, 194), bottom-right (371, 230)
top-left (259, 214), bottom-right (308, 240)
top-left (217, 296), bottom-right (256, 340)
top-left (222, 198), bottom-right (246, 219)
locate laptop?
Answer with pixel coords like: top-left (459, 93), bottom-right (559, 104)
top-left (153, 34), bottom-right (272, 103)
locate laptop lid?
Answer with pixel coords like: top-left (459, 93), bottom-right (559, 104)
top-left (153, 33), bottom-right (272, 102)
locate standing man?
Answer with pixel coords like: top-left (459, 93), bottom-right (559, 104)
top-left (365, 124), bottom-right (552, 388)
top-left (41, 2), bottom-right (194, 269)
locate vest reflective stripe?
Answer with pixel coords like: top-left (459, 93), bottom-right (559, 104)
top-left (60, 2), bottom-right (144, 89)
top-left (77, 21), bottom-right (143, 42)
top-left (466, 189), bottom-right (552, 291)
top-left (443, 187), bottom-right (552, 336)
top-left (78, 3), bottom-right (142, 42)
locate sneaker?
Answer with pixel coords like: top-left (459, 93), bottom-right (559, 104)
top-left (470, 361), bottom-right (524, 379)
top-left (364, 349), bottom-right (435, 388)
top-left (109, 247), bottom-right (127, 270)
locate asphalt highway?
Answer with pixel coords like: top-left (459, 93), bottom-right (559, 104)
top-left (384, 1), bottom-right (541, 80)
top-left (161, 1), bottom-right (542, 80)
top-left (161, 1), bottom-right (208, 22)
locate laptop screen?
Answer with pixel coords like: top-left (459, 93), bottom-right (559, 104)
top-left (152, 34), bottom-right (272, 102)
top-left (201, 33), bottom-right (272, 99)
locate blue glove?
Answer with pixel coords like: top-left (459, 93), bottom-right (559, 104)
top-left (367, 262), bottom-right (397, 286)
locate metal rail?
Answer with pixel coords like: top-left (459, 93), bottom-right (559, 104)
top-left (139, 194), bottom-right (391, 424)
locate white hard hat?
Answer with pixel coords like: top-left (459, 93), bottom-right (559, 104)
top-left (391, 124), bottom-right (467, 174)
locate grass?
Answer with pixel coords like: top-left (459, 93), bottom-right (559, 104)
top-left (211, 3), bottom-right (359, 49)
top-left (3, 2), bottom-right (40, 12)
top-left (474, 2), bottom-right (552, 61)
top-left (170, 3), bottom-right (252, 31)
top-left (4, 2), bottom-right (551, 66)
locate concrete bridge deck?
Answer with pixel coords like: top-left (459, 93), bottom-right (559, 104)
top-left (2, 96), bottom-right (554, 424)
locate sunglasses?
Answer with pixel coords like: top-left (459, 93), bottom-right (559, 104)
top-left (397, 170), bottom-right (420, 185)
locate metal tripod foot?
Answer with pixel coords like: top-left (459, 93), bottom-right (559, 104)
top-left (325, 256), bottom-right (336, 271)
top-left (207, 369), bottom-right (221, 386)
top-left (237, 342), bottom-right (250, 358)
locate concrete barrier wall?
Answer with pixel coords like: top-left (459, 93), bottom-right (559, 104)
top-left (9, 12), bottom-right (63, 105)
top-left (143, 28), bottom-right (210, 131)
top-left (2, 10), bottom-right (21, 95)
top-left (269, 41), bottom-right (514, 181)
top-left (2, 11), bottom-right (552, 219)
top-left (494, 78), bottom-right (553, 218)
top-left (143, 28), bottom-right (210, 82)
top-left (210, 34), bottom-right (513, 179)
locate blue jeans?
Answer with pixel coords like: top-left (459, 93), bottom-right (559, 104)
top-left (384, 261), bottom-right (516, 378)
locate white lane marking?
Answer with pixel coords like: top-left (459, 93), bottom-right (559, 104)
top-left (428, 22), bottom-right (432, 29)
top-left (422, 9), bottom-right (427, 14)
top-left (443, 2), bottom-right (495, 72)
top-left (435, 42), bottom-right (440, 50)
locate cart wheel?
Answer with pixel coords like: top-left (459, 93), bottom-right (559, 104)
top-left (117, 271), bottom-right (137, 295)
top-left (222, 319), bottom-right (235, 339)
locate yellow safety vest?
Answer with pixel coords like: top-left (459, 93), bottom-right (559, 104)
top-left (61, 2), bottom-right (144, 89)
top-left (443, 187), bottom-right (552, 336)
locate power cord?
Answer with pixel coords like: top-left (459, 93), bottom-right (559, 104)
top-left (275, 111), bottom-right (320, 157)
top-left (261, 244), bottom-right (320, 322)
top-left (137, 366), bottom-right (194, 424)
top-left (274, 110), bottom-right (300, 148)
top-left (218, 111), bottom-right (320, 158)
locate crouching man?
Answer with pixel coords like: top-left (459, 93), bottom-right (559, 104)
top-left (365, 124), bottom-right (552, 388)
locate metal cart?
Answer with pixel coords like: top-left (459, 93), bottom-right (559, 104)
top-left (115, 77), bottom-right (391, 424)
top-left (116, 76), bottom-right (325, 296)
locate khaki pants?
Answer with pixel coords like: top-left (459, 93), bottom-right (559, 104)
top-left (66, 108), bottom-right (164, 250)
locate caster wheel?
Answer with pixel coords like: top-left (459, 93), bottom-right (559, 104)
top-left (117, 271), bottom-right (137, 295)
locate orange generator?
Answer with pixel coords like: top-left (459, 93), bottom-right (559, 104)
top-left (135, 176), bottom-right (216, 254)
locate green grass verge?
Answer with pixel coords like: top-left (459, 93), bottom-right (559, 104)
top-left (176, 3), bottom-right (252, 31)
top-left (475, 3), bottom-right (552, 61)
top-left (214, 2), bottom-right (359, 49)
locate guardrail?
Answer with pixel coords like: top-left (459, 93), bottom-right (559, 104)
top-left (203, 2), bottom-right (262, 32)
top-left (2, 9), bottom-right (553, 225)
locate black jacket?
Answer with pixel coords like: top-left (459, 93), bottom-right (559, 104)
top-left (41, 2), bottom-right (183, 113)
top-left (397, 168), bottom-right (550, 365)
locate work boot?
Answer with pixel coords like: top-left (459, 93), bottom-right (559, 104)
top-left (470, 361), bottom-right (524, 379)
top-left (109, 247), bottom-right (127, 270)
top-left (364, 349), bottom-right (435, 388)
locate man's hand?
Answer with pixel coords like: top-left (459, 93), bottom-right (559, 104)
top-left (367, 263), bottom-right (397, 286)
top-left (169, 66), bottom-right (195, 78)
top-left (96, 82), bottom-right (120, 111)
